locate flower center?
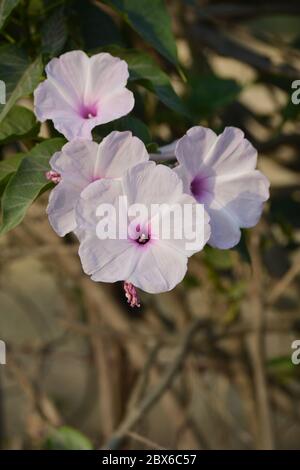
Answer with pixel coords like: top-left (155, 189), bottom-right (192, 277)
top-left (190, 174), bottom-right (209, 202)
top-left (80, 104), bottom-right (98, 119)
top-left (131, 223), bottom-right (151, 246)
top-left (137, 233), bottom-right (150, 245)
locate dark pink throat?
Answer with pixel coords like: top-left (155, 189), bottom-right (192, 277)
top-left (190, 174), bottom-right (209, 202)
top-left (136, 233), bottom-right (150, 245)
top-left (80, 104), bottom-right (98, 119)
top-left (132, 223), bottom-right (151, 246)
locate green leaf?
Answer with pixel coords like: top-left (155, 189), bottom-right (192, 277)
top-left (282, 98), bottom-right (300, 122)
top-left (0, 45), bottom-right (43, 123)
top-left (267, 356), bottom-right (298, 381)
top-left (182, 273), bottom-right (200, 288)
top-left (204, 245), bottom-right (233, 270)
top-left (41, 6), bottom-right (67, 57)
top-left (146, 142), bottom-right (159, 153)
top-left (0, 106), bottom-right (39, 144)
top-left (28, 0), bottom-right (45, 16)
top-left (103, 0), bottom-right (178, 65)
top-left (0, 152), bottom-right (25, 195)
top-left (75, 0), bottom-right (122, 50)
top-left (0, 153), bottom-right (25, 183)
top-left (187, 74), bottom-right (242, 118)
top-left (44, 426), bottom-right (93, 450)
top-left (0, 0), bottom-right (20, 30)
top-left (104, 46), bottom-right (188, 116)
top-left (94, 115), bottom-right (151, 144)
top-left (0, 138), bottom-right (65, 235)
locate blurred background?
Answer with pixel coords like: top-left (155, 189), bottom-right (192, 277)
top-left (0, 0), bottom-right (300, 450)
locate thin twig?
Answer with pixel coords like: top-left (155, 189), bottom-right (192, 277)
top-left (268, 263), bottom-right (300, 304)
top-left (103, 318), bottom-right (205, 450)
top-left (245, 228), bottom-right (275, 449)
top-left (82, 280), bottom-right (118, 440)
top-left (126, 431), bottom-right (166, 450)
top-left (191, 23), bottom-right (300, 79)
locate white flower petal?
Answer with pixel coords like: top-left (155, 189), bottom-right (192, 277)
top-left (50, 140), bottom-right (98, 183)
top-left (212, 170), bottom-right (270, 228)
top-left (47, 142), bottom-right (98, 236)
top-left (87, 53), bottom-right (130, 99)
top-left (175, 126), bottom-right (217, 176)
top-left (76, 161), bottom-right (209, 294)
top-left (174, 125), bottom-right (270, 249)
top-left (205, 127), bottom-right (258, 175)
top-left (123, 161), bottom-right (183, 209)
top-left (129, 243), bottom-right (188, 294)
top-left (45, 50), bottom-right (89, 103)
top-left (206, 202), bottom-right (242, 249)
top-left (206, 168), bottom-right (269, 249)
top-left (76, 178), bottom-right (123, 236)
top-left (76, 178), bottom-right (137, 282)
top-left (173, 164), bottom-right (193, 195)
top-left (157, 194), bottom-right (211, 256)
top-left (34, 51), bottom-right (134, 140)
top-left (47, 132), bottom-right (148, 237)
top-left (47, 182), bottom-right (80, 236)
top-left (79, 237), bottom-right (136, 282)
top-left (98, 88), bottom-right (134, 125)
top-left (94, 131), bottom-right (148, 178)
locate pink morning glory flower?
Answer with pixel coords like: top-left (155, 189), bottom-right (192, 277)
top-left (34, 51), bottom-right (134, 141)
top-left (174, 126), bottom-right (270, 249)
top-left (75, 162), bottom-right (210, 294)
top-left (47, 131), bottom-right (148, 237)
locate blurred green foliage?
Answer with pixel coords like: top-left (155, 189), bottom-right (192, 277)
top-left (44, 426), bottom-right (93, 450)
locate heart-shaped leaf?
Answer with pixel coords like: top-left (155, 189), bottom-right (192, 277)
top-left (0, 105), bottom-right (40, 144)
top-left (104, 46), bottom-right (188, 116)
top-left (103, 0), bottom-right (178, 66)
top-left (0, 152), bottom-right (25, 196)
top-left (0, 138), bottom-right (65, 235)
top-left (0, 45), bottom-right (43, 123)
top-left (94, 115), bottom-right (151, 144)
top-left (0, 0), bottom-right (20, 30)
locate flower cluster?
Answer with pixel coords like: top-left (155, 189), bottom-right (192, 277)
top-left (34, 51), bottom-right (270, 305)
